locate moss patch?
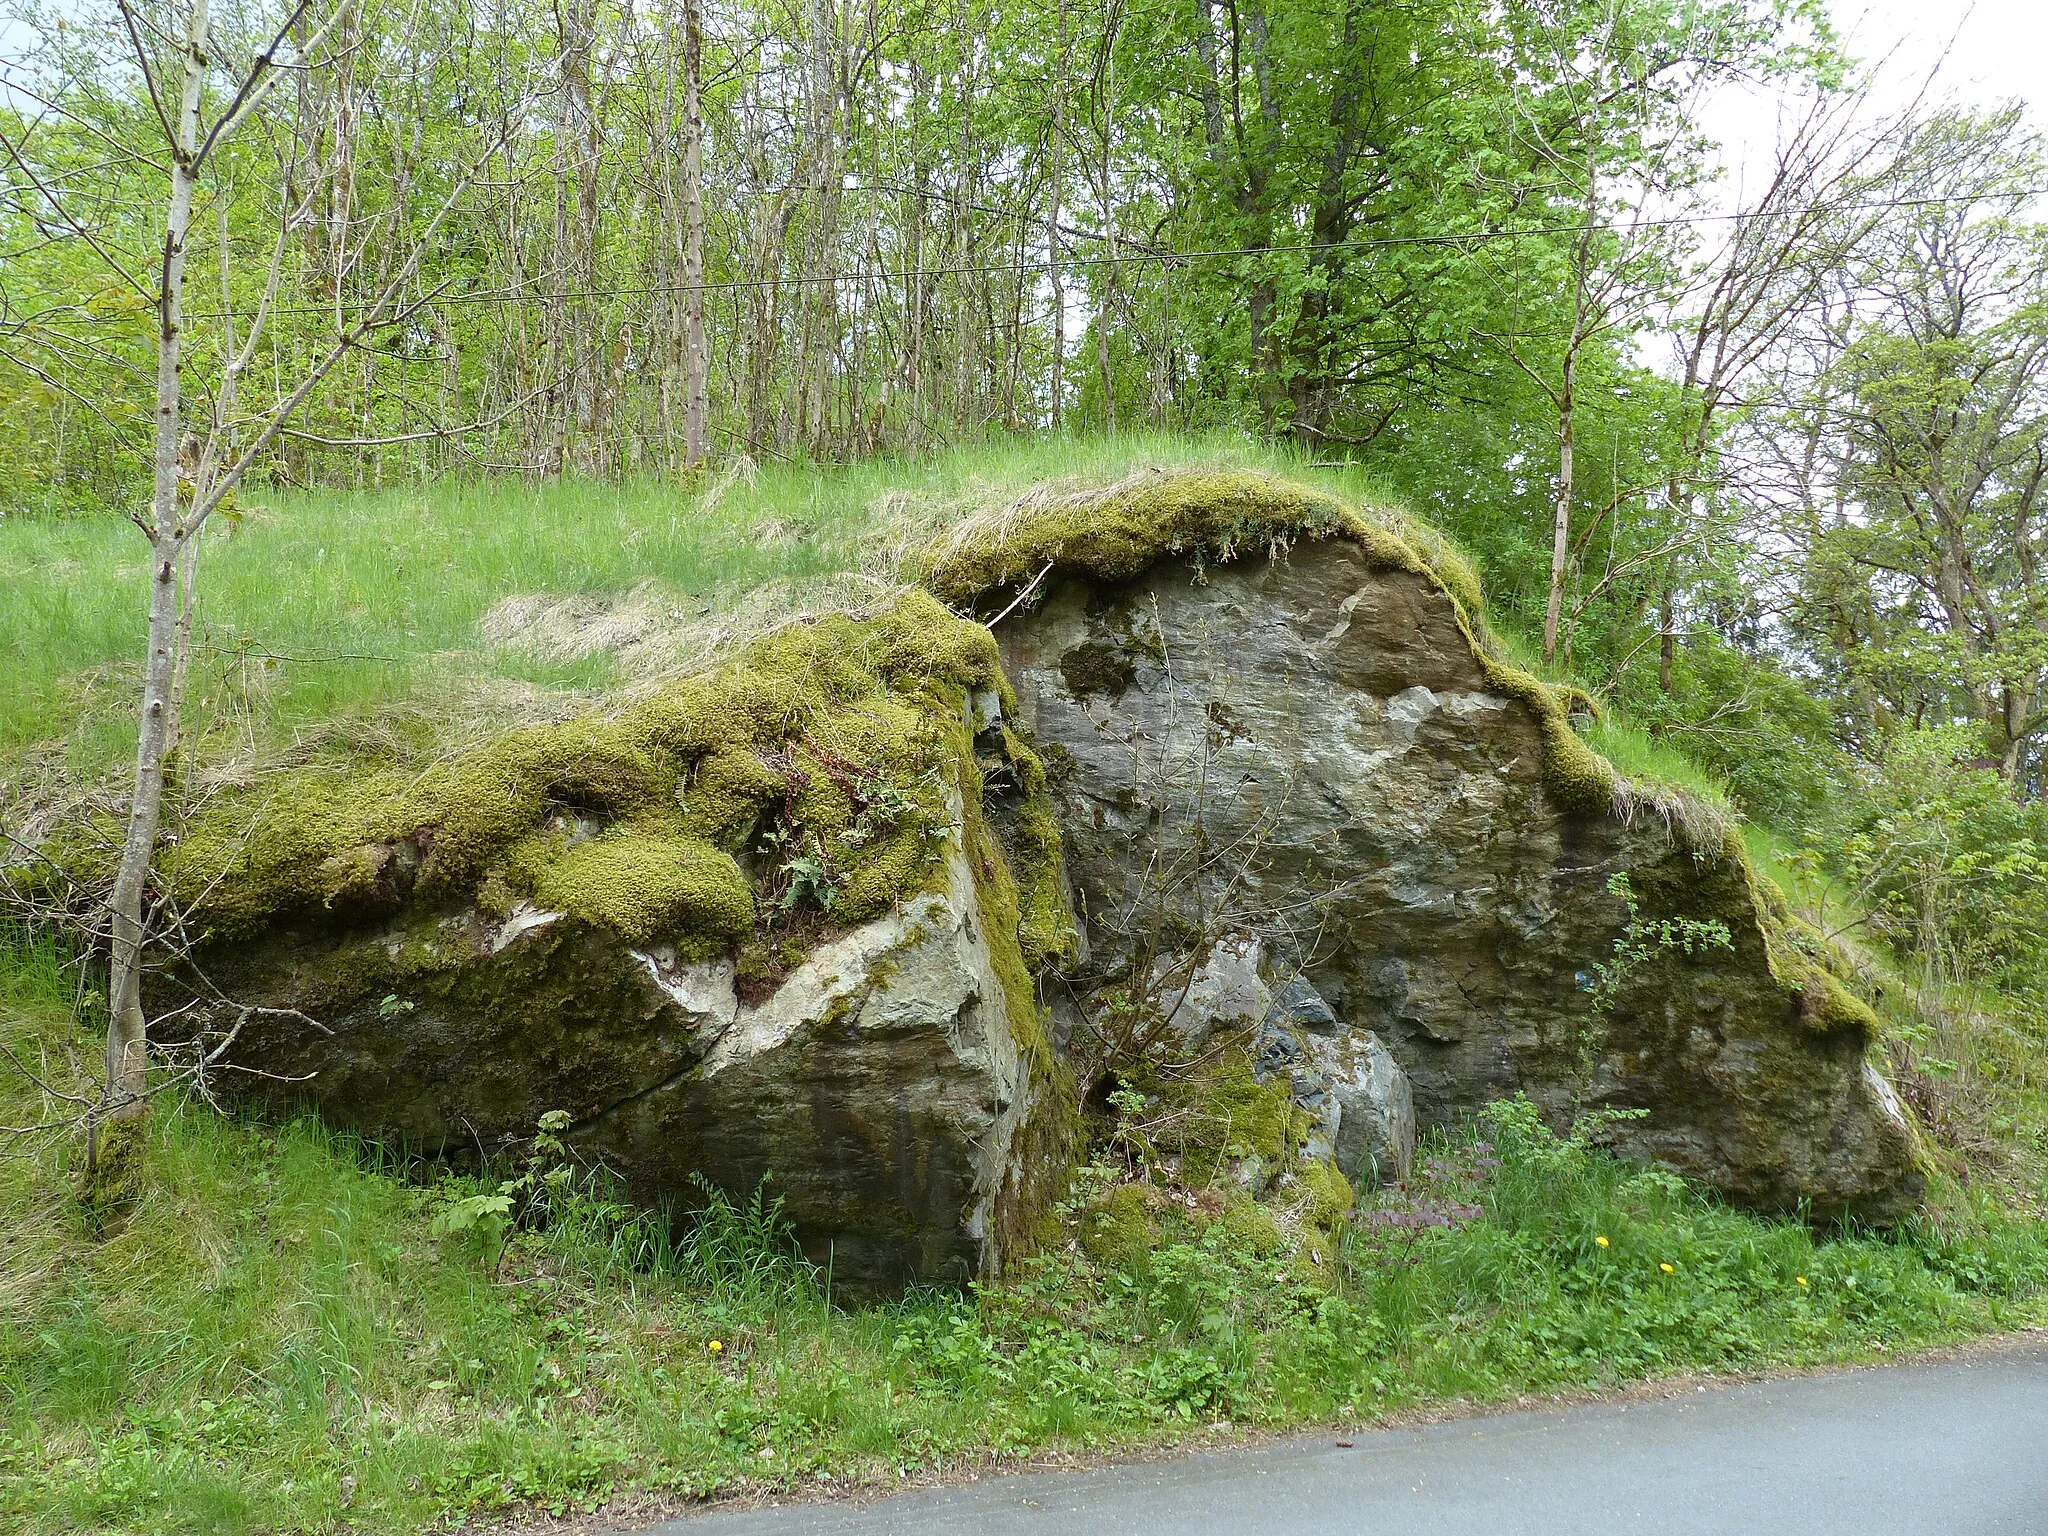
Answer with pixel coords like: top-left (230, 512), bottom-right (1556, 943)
top-left (522, 831), bottom-right (753, 944)
top-left (1146, 1045), bottom-right (1308, 1187)
top-left (143, 592), bottom-right (1074, 992)
top-left (1286, 1158), bottom-right (1357, 1276)
top-left (76, 1113), bottom-right (148, 1218)
top-left (1079, 1182), bottom-right (1160, 1269)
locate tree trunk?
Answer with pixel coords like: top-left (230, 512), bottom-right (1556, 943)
top-left (1543, 352), bottom-right (1575, 667)
top-left (566, 0), bottom-right (602, 464)
top-left (1093, 10), bottom-right (1118, 434)
top-left (1659, 580), bottom-right (1676, 694)
top-left (101, 0), bottom-right (211, 1161)
top-left (680, 0), bottom-right (708, 468)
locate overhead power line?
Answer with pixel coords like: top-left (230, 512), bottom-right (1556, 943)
top-left (12, 185), bottom-right (2047, 330)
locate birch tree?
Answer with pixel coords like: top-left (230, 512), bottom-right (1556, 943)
top-left (1, 0), bottom-right (537, 1186)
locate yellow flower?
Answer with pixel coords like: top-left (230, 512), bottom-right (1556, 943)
top-left (1595, 1235), bottom-right (1610, 1249)
top-left (1660, 1263), bottom-right (1675, 1274)
top-left (1796, 1276), bottom-right (1808, 1287)
top-left (708, 1339), bottom-right (725, 1352)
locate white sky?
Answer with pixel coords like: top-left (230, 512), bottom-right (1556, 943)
top-left (1840, 0), bottom-right (2045, 115)
top-left (1704, 0), bottom-right (2045, 204)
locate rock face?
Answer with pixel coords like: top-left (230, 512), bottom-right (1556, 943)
top-left (143, 594), bottom-right (1077, 1289)
top-left (996, 536), bottom-right (1921, 1222)
top-left (171, 825), bottom-right (1053, 1289)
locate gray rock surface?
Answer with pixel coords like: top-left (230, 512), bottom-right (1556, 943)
top-left (996, 538), bottom-right (1920, 1221)
top-left (162, 822), bottom-right (1055, 1289)
top-left (1309, 1027), bottom-right (1416, 1189)
top-left (1156, 933), bottom-right (1269, 1051)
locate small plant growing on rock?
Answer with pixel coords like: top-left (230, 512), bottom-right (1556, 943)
top-left (777, 844), bottom-right (841, 916)
top-left (429, 1109), bottom-right (582, 1271)
top-left (1576, 874), bottom-right (1733, 1100)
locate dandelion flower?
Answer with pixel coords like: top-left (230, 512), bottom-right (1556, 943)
top-left (1796, 1276), bottom-right (1809, 1287)
top-left (1595, 1235), bottom-right (1610, 1249)
top-left (708, 1339), bottom-right (725, 1352)
top-left (1660, 1263), bottom-right (1675, 1274)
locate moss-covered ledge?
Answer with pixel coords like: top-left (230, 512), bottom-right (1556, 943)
top-left (146, 591), bottom-right (1072, 982)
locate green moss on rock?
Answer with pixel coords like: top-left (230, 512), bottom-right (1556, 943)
top-left (153, 590), bottom-right (1066, 975)
top-left (679, 749), bottom-right (786, 848)
top-left (524, 831), bottom-right (753, 943)
top-left (1079, 1182), bottom-right (1160, 1269)
top-left (1152, 1046), bottom-right (1307, 1185)
top-left (1474, 656), bottom-right (1618, 816)
top-left (1550, 683), bottom-right (1605, 722)
top-left (1766, 911), bottom-right (1881, 1042)
top-left (1287, 1157), bottom-right (1357, 1277)
top-left (1217, 1193), bottom-right (1286, 1258)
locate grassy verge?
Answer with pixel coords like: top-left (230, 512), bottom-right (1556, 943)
top-left (2, 433), bottom-right (1417, 782)
top-left (4, 936), bottom-right (2043, 1536)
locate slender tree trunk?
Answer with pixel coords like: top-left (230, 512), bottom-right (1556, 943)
top-left (102, 0), bottom-right (211, 1159)
top-left (547, 18), bottom-right (574, 476)
top-left (1543, 350), bottom-right (1575, 667)
top-left (567, 0), bottom-right (601, 463)
top-left (680, 0), bottom-right (708, 468)
top-left (1093, 8), bottom-right (1118, 433)
top-left (1659, 581), bottom-right (1676, 693)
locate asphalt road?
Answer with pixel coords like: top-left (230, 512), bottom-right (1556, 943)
top-left (650, 1340), bottom-right (2048, 1536)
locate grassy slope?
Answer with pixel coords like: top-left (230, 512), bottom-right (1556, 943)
top-left (4, 438), bottom-right (2046, 1533)
top-left (3, 435), bottom-right (1420, 779)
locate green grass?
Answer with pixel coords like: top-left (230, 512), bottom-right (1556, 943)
top-left (1, 433), bottom-right (1416, 783)
top-left (3, 933), bottom-right (2044, 1536)
top-left (7, 441), bottom-right (2047, 1532)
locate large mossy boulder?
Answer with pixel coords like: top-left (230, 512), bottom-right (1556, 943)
top-left (939, 471), bottom-right (1922, 1224)
top-left (147, 593), bottom-right (1076, 1287)
top-left (99, 468), bottom-right (1928, 1276)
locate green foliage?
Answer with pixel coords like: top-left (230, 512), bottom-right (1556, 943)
top-left (1817, 727), bottom-right (2048, 1004)
top-left (1584, 874), bottom-right (1735, 1015)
